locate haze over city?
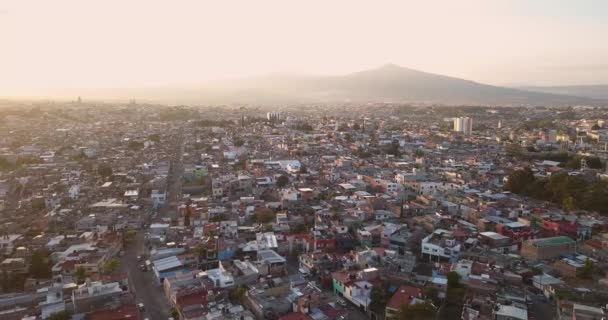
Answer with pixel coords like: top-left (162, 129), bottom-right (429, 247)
top-left (2, 0), bottom-right (608, 99)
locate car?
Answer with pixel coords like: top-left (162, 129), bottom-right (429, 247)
top-left (140, 264), bottom-right (147, 271)
top-left (336, 298), bottom-right (347, 307)
top-left (137, 303), bottom-right (145, 311)
top-left (137, 255), bottom-right (143, 261)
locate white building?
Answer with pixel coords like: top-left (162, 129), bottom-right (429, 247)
top-left (421, 229), bottom-right (461, 261)
top-left (453, 117), bottom-right (473, 135)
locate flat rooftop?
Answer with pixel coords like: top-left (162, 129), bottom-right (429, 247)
top-left (527, 236), bottom-right (574, 248)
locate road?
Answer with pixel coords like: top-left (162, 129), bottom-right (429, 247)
top-left (120, 232), bottom-right (170, 319)
top-left (161, 129), bottom-right (185, 219)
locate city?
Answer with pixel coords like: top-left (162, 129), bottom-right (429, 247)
top-left (2, 1), bottom-right (608, 320)
top-left (1, 102), bottom-right (608, 320)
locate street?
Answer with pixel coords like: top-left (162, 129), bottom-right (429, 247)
top-left (121, 231), bottom-right (171, 319)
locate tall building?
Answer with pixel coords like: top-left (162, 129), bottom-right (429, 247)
top-left (453, 117), bottom-right (473, 135)
top-left (266, 112), bottom-right (282, 122)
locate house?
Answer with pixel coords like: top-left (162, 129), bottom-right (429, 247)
top-left (421, 229), bottom-right (461, 262)
top-left (494, 304), bottom-right (527, 320)
top-left (385, 286), bottom-right (424, 319)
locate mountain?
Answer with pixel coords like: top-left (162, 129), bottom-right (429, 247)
top-left (28, 64), bottom-right (605, 106)
top-left (207, 64), bottom-right (605, 106)
top-left (519, 85), bottom-right (608, 101)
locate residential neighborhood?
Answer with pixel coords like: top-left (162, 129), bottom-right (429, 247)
top-left (1, 102), bottom-right (608, 320)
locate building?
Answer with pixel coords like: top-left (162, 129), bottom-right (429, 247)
top-left (453, 117), bottom-right (473, 135)
top-left (421, 229), bottom-right (461, 262)
top-left (385, 286), bottom-right (424, 319)
top-left (521, 236), bottom-right (576, 261)
top-left (266, 112), bottom-right (282, 122)
top-left (494, 304), bottom-right (527, 320)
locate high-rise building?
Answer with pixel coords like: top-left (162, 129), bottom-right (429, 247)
top-left (453, 117), bottom-right (473, 135)
top-left (266, 112), bottom-right (282, 122)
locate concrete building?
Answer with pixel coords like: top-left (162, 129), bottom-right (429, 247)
top-left (521, 236), bottom-right (576, 261)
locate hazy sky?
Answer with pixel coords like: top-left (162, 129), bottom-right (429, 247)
top-left (1, 0), bottom-right (607, 96)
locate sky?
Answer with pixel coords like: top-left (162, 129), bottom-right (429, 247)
top-left (1, 0), bottom-right (607, 97)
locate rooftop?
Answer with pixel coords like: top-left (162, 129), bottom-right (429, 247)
top-left (527, 236), bottom-right (575, 248)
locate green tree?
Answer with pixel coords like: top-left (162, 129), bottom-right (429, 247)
top-left (75, 266), bottom-right (87, 283)
top-left (229, 287), bottom-right (247, 303)
top-left (149, 134), bottom-right (160, 143)
top-left (170, 307), bottom-right (180, 319)
top-left (98, 164), bottom-right (113, 178)
top-left (194, 245), bottom-right (207, 259)
top-left (29, 250), bottom-right (52, 279)
top-left (104, 259), bottom-right (120, 274)
top-left (369, 284), bottom-right (388, 313)
top-left (423, 286), bottom-right (438, 302)
top-left (48, 311), bottom-right (70, 320)
top-left (505, 143), bottom-right (523, 158)
top-left (447, 271), bottom-right (461, 289)
top-left (276, 175), bottom-right (289, 188)
top-left (504, 167), bottom-right (535, 194)
top-left (128, 140), bottom-right (144, 150)
top-left (398, 302), bottom-right (437, 320)
top-left (577, 258), bottom-right (595, 279)
top-left (184, 210), bottom-right (191, 227)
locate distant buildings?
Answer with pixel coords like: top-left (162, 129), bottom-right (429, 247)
top-left (453, 117), bottom-right (473, 135)
top-left (266, 112), bottom-right (282, 122)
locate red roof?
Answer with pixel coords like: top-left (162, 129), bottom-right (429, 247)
top-left (386, 286), bottom-right (422, 310)
top-left (318, 304), bottom-right (348, 320)
top-left (88, 304), bottom-right (139, 320)
top-left (279, 312), bottom-right (312, 320)
top-left (176, 290), bottom-right (208, 308)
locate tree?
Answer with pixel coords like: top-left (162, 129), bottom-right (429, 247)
top-left (276, 175), bottom-right (289, 188)
top-left (149, 133), bottom-right (160, 143)
top-left (233, 137), bottom-right (244, 147)
top-left (128, 140), bottom-right (144, 151)
top-left (29, 250), bottom-right (52, 279)
top-left (170, 307), bottom-right (180, 320)
top-left (504, 167), bottom-right (535, 194)
top-left (398, 302), bottom-right (437, 320)
top-left (194, 245), bottom-right (207, 259)
top-left (447, 271), bottom-right (461, 289)
top-left (75, 266), bottom-right (87, 283)
top-left (423, 286), bottom-right (439, 302)
top-left (98, 164), bottom-right (113, 178)
top-left (252, 208), bottom-right (276, 224)
top-left (229, 287), bottom-right (247, 303)
top-left (577, 258), bottom-right (595, 279)
top-left (104, 259), bottom-right (120, 274)
top-left (387, 139), bottom-right (401, 157)
top-left (369, 284), bottom-right (388, 313)
top-left (49, 311), bottom-right (70, 320)
top-left (209, 213), bottom-right (226, 222)
top-left (184, 210), bottom-right (191, 227)
top-left (338, 123), bottom-right (349, 132)
top-left (505, 143), bottom-right (523, 158)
